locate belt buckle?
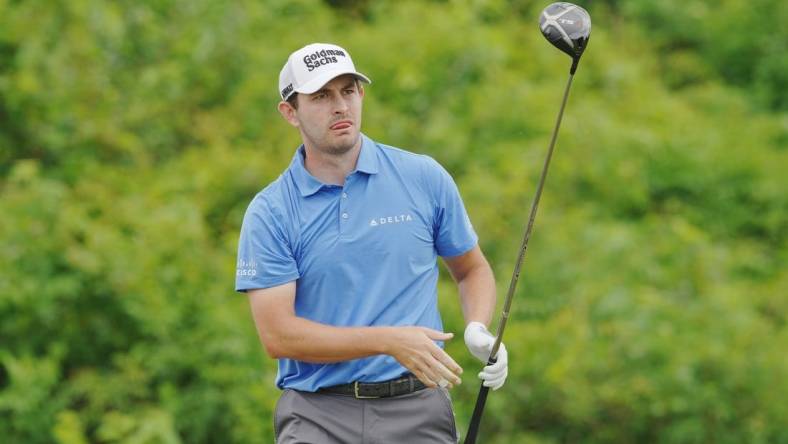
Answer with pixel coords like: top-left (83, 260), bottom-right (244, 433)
top-left (354, 381), bottom-right (379, 399)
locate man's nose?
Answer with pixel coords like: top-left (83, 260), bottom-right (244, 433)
top-left (332, 95), bottom-right (349, 113)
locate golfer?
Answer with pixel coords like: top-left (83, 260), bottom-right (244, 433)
top-left (236, 42), bottom-right (508, 443)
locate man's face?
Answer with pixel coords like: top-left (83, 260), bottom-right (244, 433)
top-left (279, 74), bottom-right (364, 156)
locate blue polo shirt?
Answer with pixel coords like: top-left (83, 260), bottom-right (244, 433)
top-left (235, 134), bottom-right (478, 392)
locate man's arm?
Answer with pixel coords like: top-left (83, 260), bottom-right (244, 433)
top-left (443, 244), bottom-right (509, 390)
top-left (247, 282), bottom-right (463, 387)
top-left (442, 245), bottom-right (497, 327)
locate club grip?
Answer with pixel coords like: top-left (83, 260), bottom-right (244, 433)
top-left (463, 356), bottom-right (497, 444)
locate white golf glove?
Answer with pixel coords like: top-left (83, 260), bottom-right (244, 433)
top-left (464, 321), bottom-right (508, 390)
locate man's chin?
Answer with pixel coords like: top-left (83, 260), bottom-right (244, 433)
top-left (324, 131), bottom-right (360, 155)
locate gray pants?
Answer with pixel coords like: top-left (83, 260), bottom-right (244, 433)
top-left (274, 387), bottom-right (460, 443)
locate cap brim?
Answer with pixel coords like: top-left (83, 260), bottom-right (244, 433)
top-left (295, 69), bottom-right (372, 95)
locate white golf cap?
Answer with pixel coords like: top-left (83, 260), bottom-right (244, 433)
top-left (278, 43), bottom-right (371, 101)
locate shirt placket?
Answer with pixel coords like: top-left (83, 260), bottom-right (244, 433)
top-left (338, 175), bottom-right (353, 236)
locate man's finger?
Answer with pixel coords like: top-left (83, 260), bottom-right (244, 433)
top-left (414, 368), bottom-right (437, 388)
top-left (429, 357), bottom-right (462, 386)
top-left (423, 328), bottom-right (454, 341)
top-left (482, 376), bottom-right (506, 390)
top-left (481, 368), bottom-right (508, 390)
top-left (430, 345), bottom-right (463, 376)
top-left (484, 357), bottom-right (506, 374)
top-left (417, 360), bottom-right (443, 388)
top-left (480, 368), bottom-right (505, 383)
top-left (479, 366), bottom-right (508, 389)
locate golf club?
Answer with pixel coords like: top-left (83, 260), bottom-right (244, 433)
top-left (463, 3), bottom-right (590, 443)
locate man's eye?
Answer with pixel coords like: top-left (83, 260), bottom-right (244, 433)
top-left (343, 89), bottom-right (355, 95)
top-left (313, 93), bottom-right (326, 100)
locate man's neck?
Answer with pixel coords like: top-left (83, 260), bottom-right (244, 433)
top-left (302, 139), bottom-right (362, 186)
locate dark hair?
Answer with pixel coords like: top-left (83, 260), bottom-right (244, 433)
top-left (286, 93), bottom-right (299, 109)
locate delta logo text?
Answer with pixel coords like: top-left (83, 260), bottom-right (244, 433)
top-left (236, 258), bottom-right (258, 277)
top-left (302, 48), bottom-right (347, 72)
top-left (369, 214), bottom-right (413, 227)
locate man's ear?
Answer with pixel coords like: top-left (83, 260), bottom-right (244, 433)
top-left (277, 101), bottom-right (299, 127)
top-left (358, 84), bottom-right (365, 99)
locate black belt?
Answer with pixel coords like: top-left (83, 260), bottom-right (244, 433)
top-left (319, 374), bottom-right (426, 399)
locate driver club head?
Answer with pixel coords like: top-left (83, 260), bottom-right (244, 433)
top-left (539, 2), bottom-right (591, 66)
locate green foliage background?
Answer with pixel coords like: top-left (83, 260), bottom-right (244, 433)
top-left (1, 0), bottom-right (786, 442)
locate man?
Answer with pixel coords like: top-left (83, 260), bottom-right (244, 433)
top-left (236, 42), bottom-right (508, 443)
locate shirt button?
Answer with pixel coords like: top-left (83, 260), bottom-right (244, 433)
top-left (342, 192), bottom-right (348, 199)
top-left (342, 213), bottom-right (349, 219)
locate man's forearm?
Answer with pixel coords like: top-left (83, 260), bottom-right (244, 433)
top-left (264, 316), bottom-right (395, 363)
top-left (457, 262), bottom-right (497, 327)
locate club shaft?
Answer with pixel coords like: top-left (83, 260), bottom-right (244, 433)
top-left (463, 72), bottom-right (575, 444)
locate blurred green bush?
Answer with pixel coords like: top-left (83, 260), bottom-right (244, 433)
top-left (1, 0), bottom-right (786, 443)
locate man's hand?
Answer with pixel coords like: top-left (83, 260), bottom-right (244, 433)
top-left (382, 326), bottom-right (463, 389)
top-left (464, 321), bottom-right (508, 390)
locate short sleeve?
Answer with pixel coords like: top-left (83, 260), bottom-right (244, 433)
top-left (235, 196), bottom-right (300, 292)
top-left (427, 158), bottom-right (479, 257)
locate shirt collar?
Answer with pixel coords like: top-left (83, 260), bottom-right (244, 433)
top-left (354, 134), bottom-right (379, 175)
top-left (289, 134), bottom-right (379, 197)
